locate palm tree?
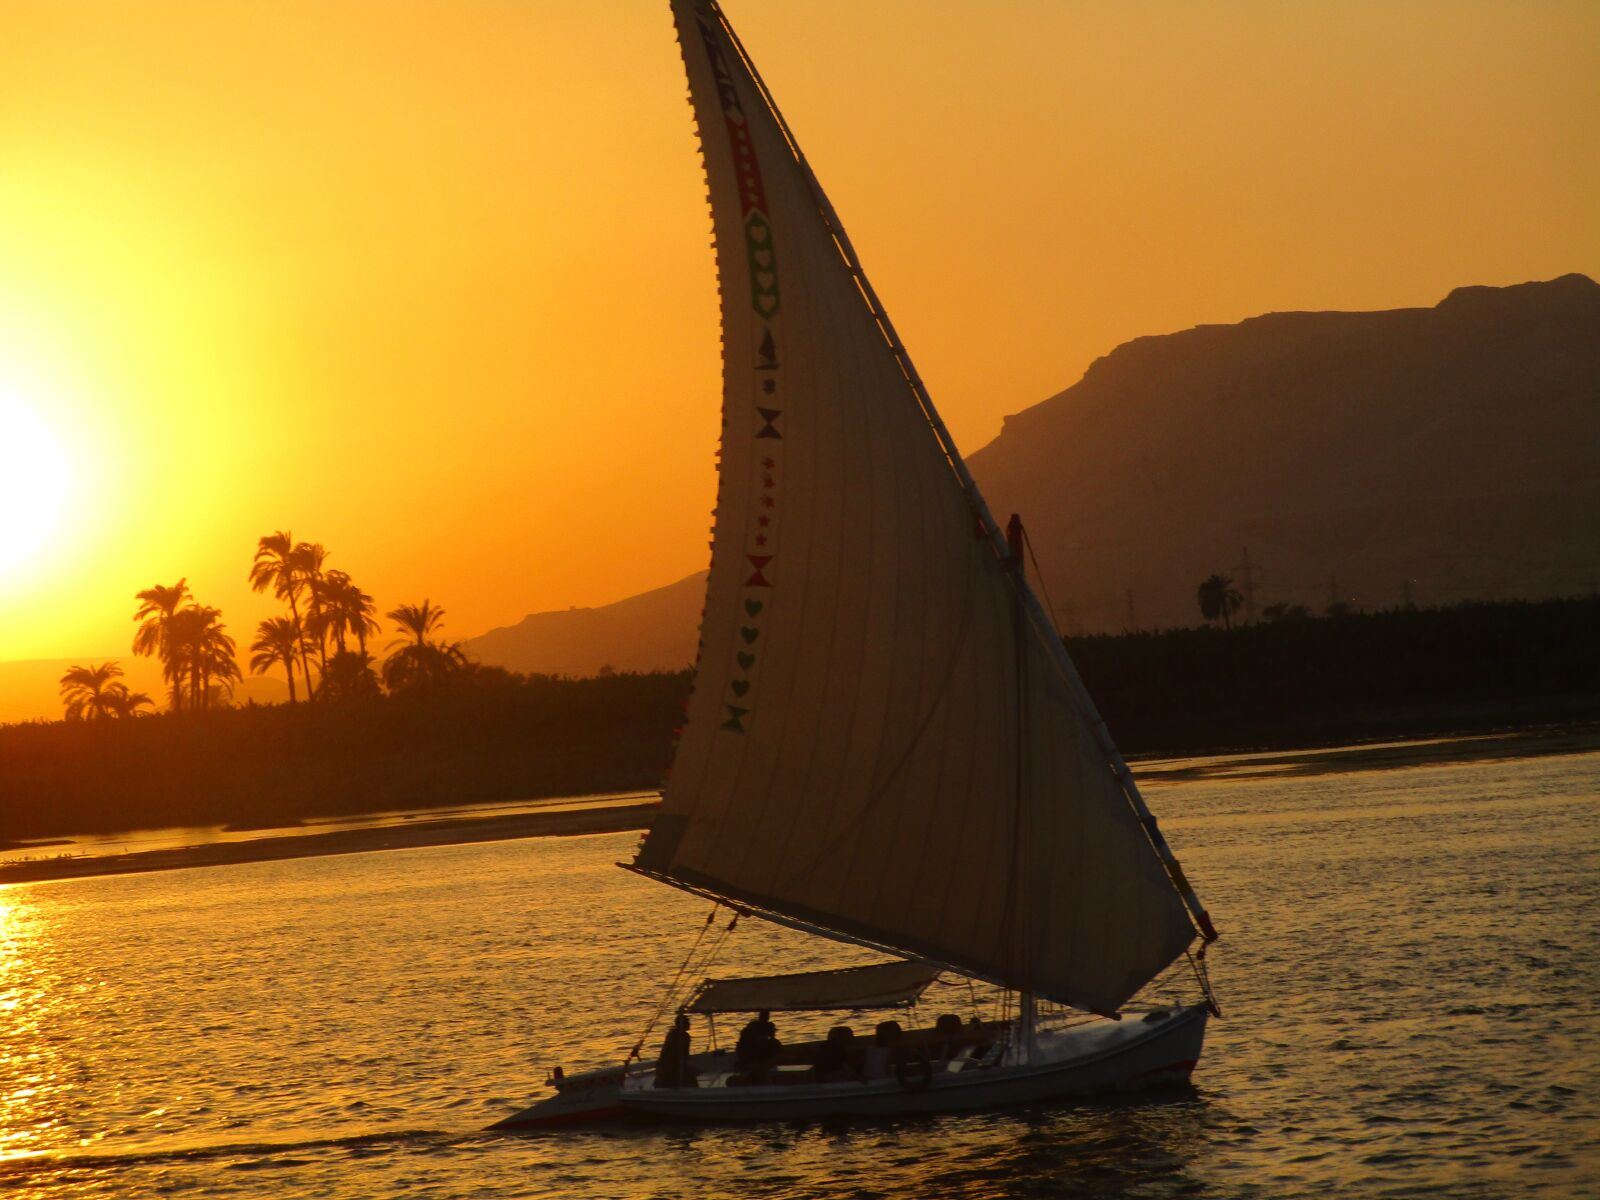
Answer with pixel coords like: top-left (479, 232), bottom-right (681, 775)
top-left (382, 600), bottom-right (467, 693)
top-left (291, 541), bottom-right (331, 680)
top-left (310, 570), bottom-right (381, 657)
top-left (388, 600), bottom-right (448, 646)
top-left (60, 662), bottom-right (126, 721)
top-left (321, 649), bottom-right (382, 702)
top-left (250, 616), bottom-right (307, 703)
top-left (1197, 574), bottom-right (1244, 629)
top-left (132, 579), bottom-right (190, 709)
top-left (105, 686), bottom-right (154, 718)
top-left (249, 531), bottom-right (316, 699)
top-left (166, 606), bottom-right (240, 710)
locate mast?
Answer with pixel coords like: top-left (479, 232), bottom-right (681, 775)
top-left (1007, 513), bottom-right (1037, 1063)
top-left (706, 0), bottom-right (1217, 946)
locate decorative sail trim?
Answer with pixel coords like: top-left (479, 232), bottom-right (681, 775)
top-left (642, 0), bottom-right (1205, 1014)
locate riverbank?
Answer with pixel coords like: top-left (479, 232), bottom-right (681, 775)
top-left (0, 801), bottom-right (659, 886)
top-left (7, 723), bottom-right (1596, 888)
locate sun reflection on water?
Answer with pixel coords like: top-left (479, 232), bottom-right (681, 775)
top-left (0, 890), bottom-right (72, 1166)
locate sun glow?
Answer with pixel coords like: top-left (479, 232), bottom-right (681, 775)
top-left (0, 383), bottom-right (72, 583)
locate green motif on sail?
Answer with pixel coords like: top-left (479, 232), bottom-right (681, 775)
top-left (745, 212), bottom-right (779, 317)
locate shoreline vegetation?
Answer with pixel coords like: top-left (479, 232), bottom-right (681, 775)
top-left (3, 596), bottom-right (1596, 867)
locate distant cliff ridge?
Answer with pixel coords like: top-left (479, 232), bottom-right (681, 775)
top-left (463, 571), bottom-right (705, 676)
top-left (468, 274), bottom-right (1598, 674)
top-left (969, 273), bottom-right (1600, 631)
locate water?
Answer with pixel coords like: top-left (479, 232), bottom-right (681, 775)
top-left (2, 788), bottom-right (657, 865)
top-left (2, 744), bottom-right (1596, 1198)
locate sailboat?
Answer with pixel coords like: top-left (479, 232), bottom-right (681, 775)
top-left (492, 0), bottom-right (1220, 1128)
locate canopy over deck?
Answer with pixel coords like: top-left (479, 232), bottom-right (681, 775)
top-left (684, 961), bottom-right (940, 1014)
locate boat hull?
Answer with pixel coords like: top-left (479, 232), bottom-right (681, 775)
top-left (619, 1005), bottom-right (1208, 1123)
top-left (491, 1007), bottom-right (1207, 1130)
top-left (488, 1065), bottom-right (634, 1130)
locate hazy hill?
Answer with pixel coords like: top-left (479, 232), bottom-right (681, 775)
top-left (969, 273), bottom-right (1600, 631)
top-left (463, 570), bottom-right (706, 676)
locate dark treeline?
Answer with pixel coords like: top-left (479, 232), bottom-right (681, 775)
top-left (4, 597), bottom-right (1597, 842)
top-left (1072, 595), bottom-right (1600, 753)
top-left (2, 670), bottom-right (688, 842)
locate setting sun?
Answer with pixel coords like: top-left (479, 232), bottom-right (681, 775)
top-left (0, 383), bottom-right (71, 583)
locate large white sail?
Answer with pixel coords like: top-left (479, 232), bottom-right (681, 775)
top-left (636, 0), bottom-right (1198, 1014)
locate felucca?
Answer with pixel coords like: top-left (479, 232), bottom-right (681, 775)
top-left (493, 0), bottom-right (1220, 1128)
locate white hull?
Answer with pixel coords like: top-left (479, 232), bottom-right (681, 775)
top-left (492, 1005), bottom-right (1207, 1129)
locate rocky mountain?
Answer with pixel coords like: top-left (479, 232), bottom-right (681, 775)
top-left (463, 570), bottom-right (705, 676)
top-left (431, 273), bottom-right (1600, 676)
top-left (969, 273), bottom-right (1600, 631)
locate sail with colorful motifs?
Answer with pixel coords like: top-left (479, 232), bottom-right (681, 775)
top-left (632, 0), bottom-right (1214, 1016)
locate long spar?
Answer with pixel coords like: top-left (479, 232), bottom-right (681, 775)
top-left (708, 0), bottom-right (1218, 946)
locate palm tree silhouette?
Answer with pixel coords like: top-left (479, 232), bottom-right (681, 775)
top-left (383, 600), bottom-right (467, 693)
top-left (250, 616), bottom-right (307, 703)
top-left (292, 541), bottom-right (332, 680)
top-left (132, 579), bottom-right (191, 709)
top-left (107, 687), bottom-right (155, 718)
top-left (308, 569), bottom-right (381, 659)
top-left (321, 649), bottom-right (382, 702)
top-left (1197, 574), bottom-right (1244, 629)
top-left (60, 662), bottom-right (128, 721)
top-left (166, 606), bottom-right (241, 710)
top-left (388, 600), bottom-right (448, 645)
top-left (249, 532), bottom-right (316, 699)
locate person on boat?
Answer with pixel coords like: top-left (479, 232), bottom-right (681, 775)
top-left (814, 1025), bottom-right (861, 1083)
top-left (654, 1013), bottom-right (698, 1089)
top-left (933, 1013), bottom-right (966, 1061)
top-left (861, 1019), bottom-right (903, 1080)
top-left (735, 1008), bottom-right (782, 1083)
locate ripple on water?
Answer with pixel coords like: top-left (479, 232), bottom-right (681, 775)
top-left (1, 748), bottom-right (1597, 1198)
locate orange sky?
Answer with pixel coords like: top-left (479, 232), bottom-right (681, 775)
top-left (1, 0), bottom-right (1595, 670)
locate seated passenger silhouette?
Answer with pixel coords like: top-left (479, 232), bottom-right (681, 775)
top-left (933, 1013), bottom-right (965, 1060)
top-left (862, 1019), bottom-right (903, 1080)
top-left (735, 1008), bottom-right (782, 1083)
top-left (814, 1025), bottom-right (861, 1082)
top-left (654, 1013), bottom-right (699, 1089)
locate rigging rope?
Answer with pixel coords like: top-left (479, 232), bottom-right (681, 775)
top-left (628, 906), bottom-right (746, 1070)
top-left (1186, 946), bottom-right (1223, 1017)
top-left (1020, 525), bottom-right (1065, 639)
top-left (627, 904), bottom-right (720, 1065)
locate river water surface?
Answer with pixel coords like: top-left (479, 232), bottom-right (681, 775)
top-left (2, 743), bottom-right (1596, 1198)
